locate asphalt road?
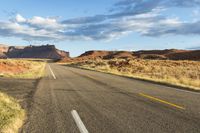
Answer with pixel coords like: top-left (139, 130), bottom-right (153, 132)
top-left (15, 63), bottom-right (200, 133)
top-left (0, 78), bottom-right (38, 110)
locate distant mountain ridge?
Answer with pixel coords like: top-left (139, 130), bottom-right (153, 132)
top-left (76, 49), bottom-right (200, 61)
top-left (0, 44), bottom-right (69, 59)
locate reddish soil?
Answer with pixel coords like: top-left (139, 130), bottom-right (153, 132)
top-left (0, 61), bottom-right (29, 74)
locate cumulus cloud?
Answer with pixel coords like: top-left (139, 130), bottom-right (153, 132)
top-left (0, 17), bottom-right (63, 41)
top-left (26, 16), bottom-right (65, 30)
top-left (0, 0), bottom-right (200, 41)
top-left (15, 14), bottom-right (26, 23)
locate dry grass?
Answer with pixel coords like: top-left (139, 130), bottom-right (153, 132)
top-left (0, 92), bottom-right (25, 133)
top-left (0, 59), bottom-right (46, 79)
top-left (70, 59), bottom-right (200, 90)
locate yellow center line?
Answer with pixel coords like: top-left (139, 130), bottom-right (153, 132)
top-left (139, 93), bottom-right (185, 110)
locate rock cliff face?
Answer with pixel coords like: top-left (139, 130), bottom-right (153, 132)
top-left (0, 44), bottom-right (69, 59)
top-left (0, 44), bottom-right (9, 58)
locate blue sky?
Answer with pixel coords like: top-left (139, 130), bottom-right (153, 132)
top-left (0, 0), bottom-right (200, 57)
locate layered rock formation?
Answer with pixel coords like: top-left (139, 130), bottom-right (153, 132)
top-left (0, 44), bottom-right (69, 59)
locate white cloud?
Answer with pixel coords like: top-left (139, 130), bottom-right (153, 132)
top-left (27, 16), bottom-right (64, 30)
top-left (159, 18), bottom-right (181, 25)
top-left (15, 14), bottom-right (26, 23)
top-left (0, 0), bottom-right (200, 41)
top-left (0, 16), bottom-right (65, 41)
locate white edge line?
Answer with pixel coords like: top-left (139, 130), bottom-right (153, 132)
top-left (173, 88), bottom-right (200, 95)
top-left (48, 65), bottom-right (56, 79)
top-left (71, 110), bottom-right (89, 133)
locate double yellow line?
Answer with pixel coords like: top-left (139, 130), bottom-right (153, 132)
top-left (139, 93), bottom-right (185, 110)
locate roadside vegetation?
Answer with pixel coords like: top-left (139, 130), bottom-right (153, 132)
top-left (0, 92), bottom-right (25, 133)
top-left (68, 59), bottom-right (200, 91)
top-left (0, 59), bottom-right (46, 79)
top-left (0, 59), bottom-right (46, 132)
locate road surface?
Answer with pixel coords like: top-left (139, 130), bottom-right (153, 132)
top-left (18, 63), bottom-right (200, 133)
